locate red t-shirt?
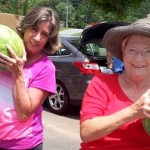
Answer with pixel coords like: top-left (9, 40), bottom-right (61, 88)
top-left (80, 73), bottom-right (150, 150)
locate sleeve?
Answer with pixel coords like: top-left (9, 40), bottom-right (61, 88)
top-left (29, 62), bottom-right (56, 94)
top-left (80, 74), bottom-right (109, 122)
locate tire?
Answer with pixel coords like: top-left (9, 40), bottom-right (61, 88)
top-left (46, 81), bottom-right (70, 115)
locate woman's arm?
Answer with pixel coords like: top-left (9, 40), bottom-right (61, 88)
top-left (13, 72), bottom-right (49, 120)
top-left (0, 46), bottom-right (49, 121)
top-left (80, 105), bottom-right (138, 143)
top-left (80, 87), bottom-right (150, 143)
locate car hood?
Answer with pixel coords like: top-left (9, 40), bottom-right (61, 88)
top-left (79, 22), bottom-right (130, 47)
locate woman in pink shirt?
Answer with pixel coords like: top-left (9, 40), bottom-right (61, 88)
top-left (80, 15), bottom-right (150, 149)
top-left (0, 6), bottom-right (60, 149)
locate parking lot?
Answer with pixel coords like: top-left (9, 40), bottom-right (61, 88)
top-left (43, 106), bottom-right (81, 150)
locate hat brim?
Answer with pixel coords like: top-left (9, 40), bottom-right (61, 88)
top-left (102, 25), bottom-right (150, 60)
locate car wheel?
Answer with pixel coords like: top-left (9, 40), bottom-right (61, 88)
top-left (46, 81), bottom-right (70, 115)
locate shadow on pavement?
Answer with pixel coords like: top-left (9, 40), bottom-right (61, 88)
top-left (43, 105), bottom-right (81, 120)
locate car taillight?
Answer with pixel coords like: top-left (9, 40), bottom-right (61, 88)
top-left (73, 62), bottom-right (100, 74)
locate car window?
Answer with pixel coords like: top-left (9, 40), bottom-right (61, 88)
top-left (82, 43), bottom-right (106, 57)
top-left (64, 36), bottom-right (80, 48)
top-left (51, 46), bottom-right (71, 56)
top-left (59, 47), bottom-right (71, 55)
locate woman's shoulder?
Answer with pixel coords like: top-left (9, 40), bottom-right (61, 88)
top-left (90, 73), bottom-right (120, 93)
top-left (91, 73), bottom-right (119, 88)
top-left (40, 55), bottom-right (55, 66)
top-left (95, 72), bottom-right (118, 81)
top-left (35, 55), bottom-right (56, 72)
top-left (24, 55), bottom-right (55, 76)
top-left (26, 55), bottom-right (54, 68)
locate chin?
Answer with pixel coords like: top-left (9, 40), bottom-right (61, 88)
top-left (132, 73), bottom-right (145, 78)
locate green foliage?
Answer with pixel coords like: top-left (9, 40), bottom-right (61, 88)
top-left (0, 0), bottom-right (55, 15)
top-left (126, 0), bottom-right (150, 20)
top-left (0, 0), bottom-right (150, 28)
top-left (88, 0), bottom-right (144, 20)
top-left (55, 2), bottom-right (75, 27)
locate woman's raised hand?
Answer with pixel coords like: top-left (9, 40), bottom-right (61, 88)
top-left (0, 44), bottom-right (26, 74)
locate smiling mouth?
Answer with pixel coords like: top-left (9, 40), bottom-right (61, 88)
top-left (133, 64), bottom-right (145, 68)
top-left (30, 41), bottom-right (39, 47)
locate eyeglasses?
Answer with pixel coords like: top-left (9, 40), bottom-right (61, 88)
top-left (125, 49), bottom-right (150, 58)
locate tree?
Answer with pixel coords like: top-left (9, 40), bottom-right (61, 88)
top-left (0, 0), bottom-right (149, 28)
top-left (126, 0), bottom-right (150, 21)
top-left (0, 0), bottom-right (54, 15)
top-left (84, 0), bottom-right (145, 21)
top-left (55, 2), bottom-right (75, 27)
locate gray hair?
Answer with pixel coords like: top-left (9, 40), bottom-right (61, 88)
top-left (17, 6), bottom-right (61, 53)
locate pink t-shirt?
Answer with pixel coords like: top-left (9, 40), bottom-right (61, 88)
top-left (80, 73), bottom-right (150, 150)
top-left (0, 56), bottom-right (56, 149)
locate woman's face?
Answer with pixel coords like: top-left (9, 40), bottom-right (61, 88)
top-left (122, 34), bottom-right (150, 78)
top-left (23, 21), bottom-right (51, 57)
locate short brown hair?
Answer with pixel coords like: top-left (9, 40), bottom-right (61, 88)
top-left (17, 6), bottom-right (61, 53)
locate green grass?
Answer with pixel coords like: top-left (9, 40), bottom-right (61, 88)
top-left (60, 27), bottom-right (72, 31)
top-left (73, 32), bottom-right (82, 36)
top-left (60, 27), bottom-right (82, 36)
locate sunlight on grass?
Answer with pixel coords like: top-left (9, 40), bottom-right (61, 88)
top-left (60, 27), bottom-right (72, 31)
top-left (73, 32), bottom-right (82, 36)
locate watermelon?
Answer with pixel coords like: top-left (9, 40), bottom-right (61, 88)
top-left (142, 118), bottom-right (150, 135)
top-left (0, 24), bottom-right (24, 69)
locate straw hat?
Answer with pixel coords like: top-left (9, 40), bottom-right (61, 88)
top-left (102, 16), bottom-right (150, 60)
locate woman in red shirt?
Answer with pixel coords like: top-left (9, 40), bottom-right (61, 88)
top-left (80, 15), bottom-right (150, 150)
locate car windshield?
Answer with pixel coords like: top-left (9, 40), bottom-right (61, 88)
top-left (81, 43), bottom-right (106, 57)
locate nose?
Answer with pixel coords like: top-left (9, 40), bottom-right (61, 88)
top-left (135, 52), bottom-right (145, 60)
top-left (33, 32), bottom-right (41, 41)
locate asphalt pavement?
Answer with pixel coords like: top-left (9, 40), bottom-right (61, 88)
top-left (42, 106), bottom-right (81, 150)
